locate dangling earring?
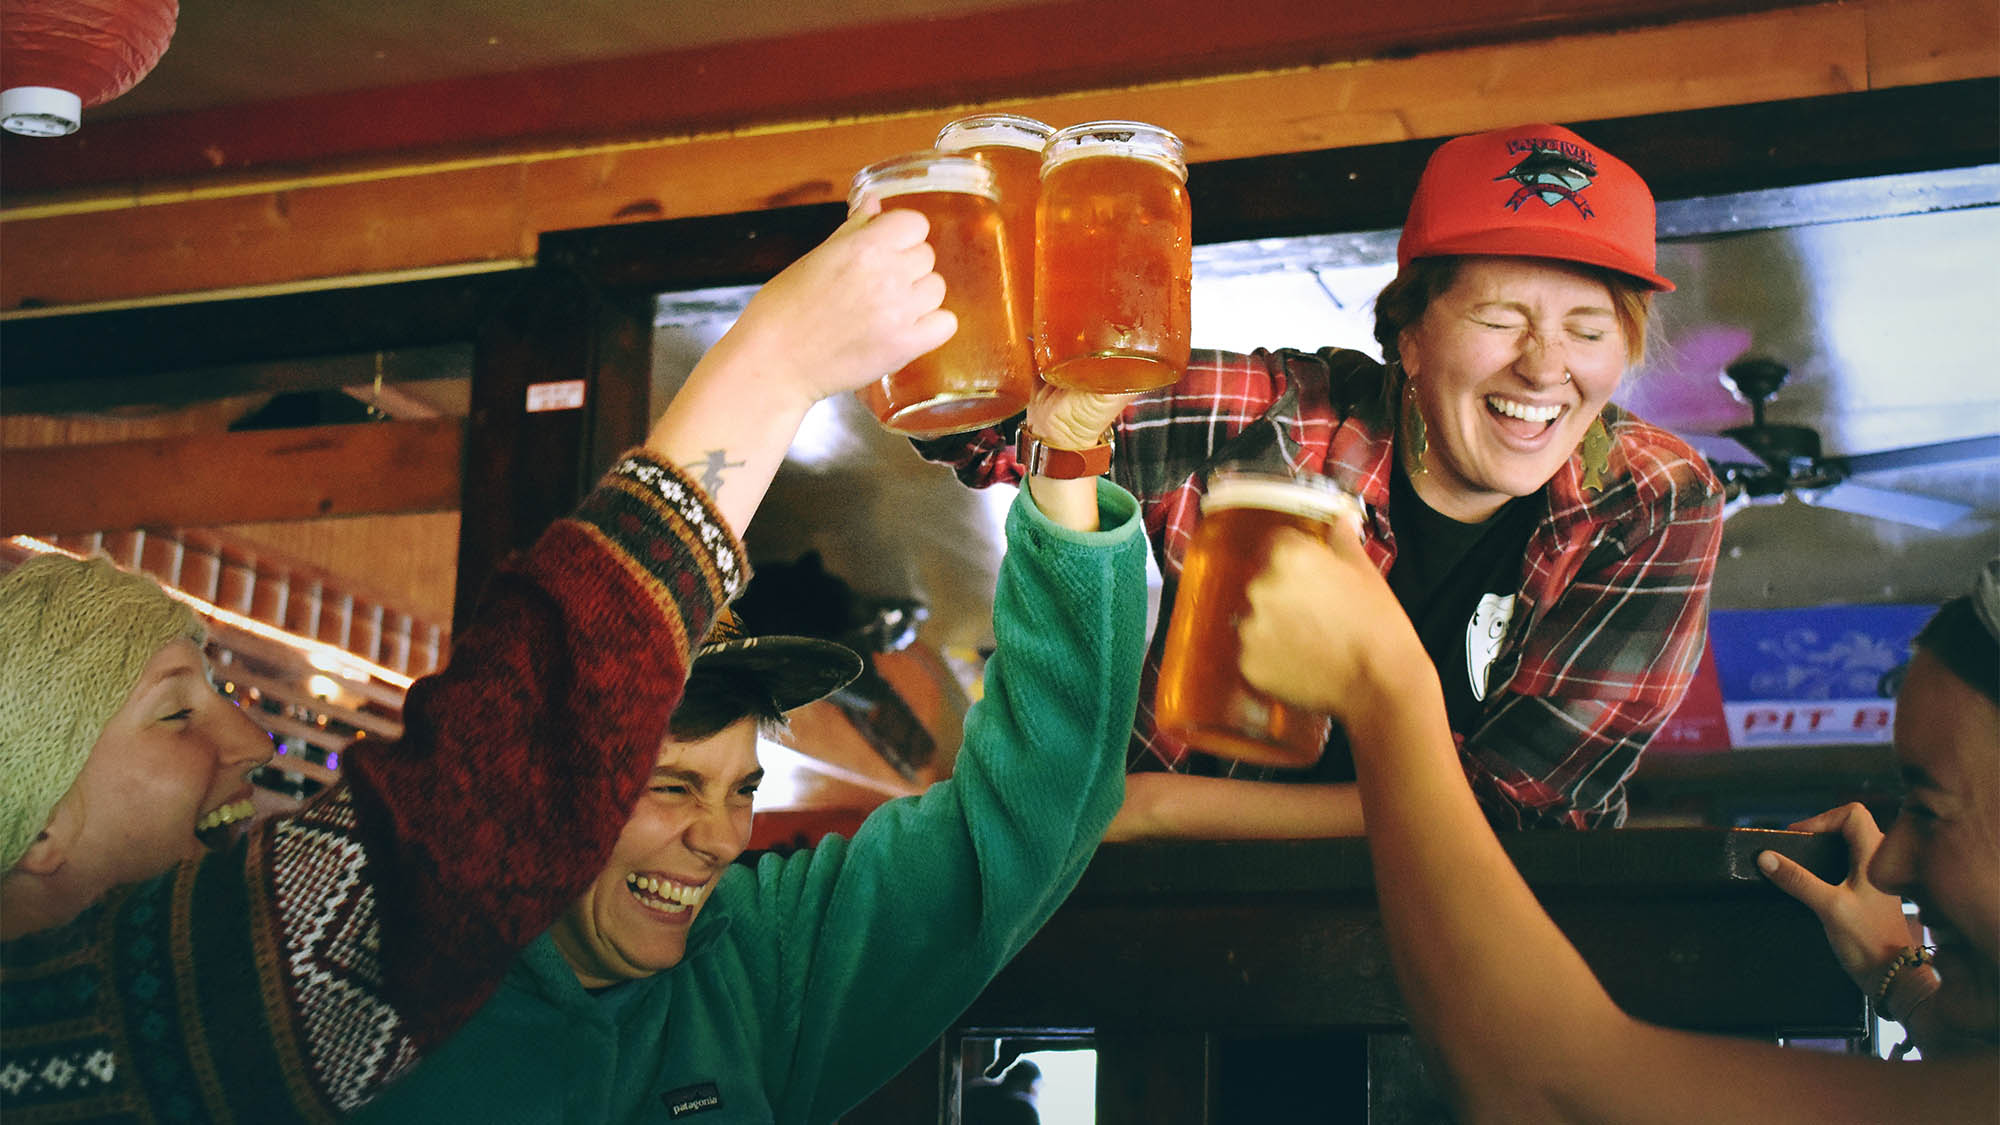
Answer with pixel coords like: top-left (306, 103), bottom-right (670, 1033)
top-left (1579, 413), bottom-right (1613, 493)
top-left (1398, 364), bottom-right (1428, 480)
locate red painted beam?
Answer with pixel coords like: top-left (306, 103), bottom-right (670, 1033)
top-left (0, 0), bottom-right (1786, 193)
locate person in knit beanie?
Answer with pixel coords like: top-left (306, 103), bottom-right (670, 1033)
top-left (0, 209), bottom-right (987, 1121)
top-left (0, 553), bottom-right (272, 937)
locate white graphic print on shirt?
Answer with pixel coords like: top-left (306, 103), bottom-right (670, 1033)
top-left (1466, 592), bottom-right (1517, 703)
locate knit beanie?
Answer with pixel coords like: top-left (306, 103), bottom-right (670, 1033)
top-left (0, 554), bottom-right (205, 872)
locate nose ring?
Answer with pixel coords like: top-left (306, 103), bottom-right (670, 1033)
top-left (1562, 370), bottom-right (1574, 385)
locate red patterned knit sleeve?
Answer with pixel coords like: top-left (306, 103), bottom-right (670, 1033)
top-left (259, 451), bottom-right (745, 1112)
top-left (351, 451), bottom-right (742, 1039)
top-left (0, 453), bottom-right (745, 1122)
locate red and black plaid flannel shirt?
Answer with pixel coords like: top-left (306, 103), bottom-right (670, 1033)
top-left (917, 347), bottom-right (1724, 829)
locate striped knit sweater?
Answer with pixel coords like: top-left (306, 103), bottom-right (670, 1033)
top-left (0, 451), bottom-right (743, 1123)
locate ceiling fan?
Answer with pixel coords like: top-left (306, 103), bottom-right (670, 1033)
top-left (1676, 358), bottom-right (2000, 531)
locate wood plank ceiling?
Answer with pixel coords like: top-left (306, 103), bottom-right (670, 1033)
top-left (7, 0), bottom-right (1806, 191)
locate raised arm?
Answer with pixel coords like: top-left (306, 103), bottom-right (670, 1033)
top-left (0, 207), bottom-right (955, 1122)
top-left (752, 470), bottom-right (1150, 1122)
top-left (1237, 529), bottom-right (1997, 1124)
top-left (648, 206), bottom-right (953, 534)
top-left (333, 205), bottom-right (958, 1056)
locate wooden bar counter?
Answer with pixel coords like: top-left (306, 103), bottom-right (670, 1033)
top-left (852, 827), bottom-right (1862, 1123)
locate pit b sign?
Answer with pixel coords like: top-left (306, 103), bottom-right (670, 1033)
top-left (1724, 700), bottom-right (1896, 747)
top-left (1707, 604), bottom-right (1935, 749)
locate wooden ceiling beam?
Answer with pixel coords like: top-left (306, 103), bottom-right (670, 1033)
top-left (3, 0), bottom-right (1992, 312)
top-left (540, 78), bottom-right (2000, 292)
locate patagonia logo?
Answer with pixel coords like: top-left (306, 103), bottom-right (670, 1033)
top-left (1495, 139), bottom-right (1598, 218)
top-left (662, 1082), bottom-right (724, 1118)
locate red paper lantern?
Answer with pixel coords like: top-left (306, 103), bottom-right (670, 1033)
top-left (1, 0), bottom-right (178, 136)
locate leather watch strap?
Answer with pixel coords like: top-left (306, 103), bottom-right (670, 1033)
top-left (1016, 422), bottom-right (1113, 479)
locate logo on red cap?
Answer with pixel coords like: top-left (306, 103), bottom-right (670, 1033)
top-left (1398, 123), bottom-right (1674, 291)
top-left (1495, 138), bottom-right (1598, 218)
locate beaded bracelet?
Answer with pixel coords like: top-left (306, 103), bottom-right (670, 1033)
top-left (1884, 969), bottom-right (1941, 1025)
top-left (1873, 945), bottom-right (1934, 1003)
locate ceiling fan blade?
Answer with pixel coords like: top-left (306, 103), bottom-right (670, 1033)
top-left (1829, 434), bottom-right (2000, 475)
top-left (1800, 482), bottom-right (1978, 531)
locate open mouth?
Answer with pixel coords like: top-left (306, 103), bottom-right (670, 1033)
top-left (625, 872), bottom-right (710, 917)
top-left (1485, 394), bottom-right (1565, 430)
top-left (194, 798), bottom-right (256, 850)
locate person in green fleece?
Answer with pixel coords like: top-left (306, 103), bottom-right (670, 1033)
top-left (0, 203), bottom-right (956, 1121)
top-left (353, 385), bottom-right (1150, 1125)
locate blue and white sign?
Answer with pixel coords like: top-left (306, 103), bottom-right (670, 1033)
top-left (1706, 604), bottom-right (1936, 748)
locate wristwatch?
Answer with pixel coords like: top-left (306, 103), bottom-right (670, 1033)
top-left (1016, 422), bottom-right (1114, 479)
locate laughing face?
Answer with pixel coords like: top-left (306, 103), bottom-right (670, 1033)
top-left (551, 720), bottom-right (761, 988)
top-left (65, 638), bottom-right (274, 888)
top-left (1398, 256), bottom-right (1631, 523)
top-left (1869, 649), bottom-right (2000, 1042)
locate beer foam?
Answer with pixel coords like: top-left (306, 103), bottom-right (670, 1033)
top-left (1041, 121), bottom-right (1187, 182)
top-left (849, 152), bottom-right (998, 212)
top-left (937, 115), bottom-right (1053, 152)
top-left (1202, 475), bottom-right (1361, 523)
top-left (1041, 145), bottom-right (1186, 181)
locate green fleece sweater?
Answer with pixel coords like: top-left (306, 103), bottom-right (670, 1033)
top-left (354, 480), bottom-right (1147, 1124)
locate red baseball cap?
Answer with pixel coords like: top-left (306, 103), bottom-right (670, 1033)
top-left (1397, 123), bottom-right (1674, 292)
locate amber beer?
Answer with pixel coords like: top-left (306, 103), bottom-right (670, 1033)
top-left (935, 114), bottom-right (1052, 364)
top-left (1154, 471), bottom-right (1363, 767)
top-left (1036, 121), bottom-right (1192, 393)
top-left (847, 151), bottom-right (1035, 438)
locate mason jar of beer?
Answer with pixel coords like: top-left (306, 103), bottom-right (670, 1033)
top-left (1035, 120), bottom-right (1191, 394)
top-left (1154, 470), bottom-right (1363, 767)
top-left (935, 114), bottom-right (1052, 365)
top-left (847, 149), bottom-right (1036, 438)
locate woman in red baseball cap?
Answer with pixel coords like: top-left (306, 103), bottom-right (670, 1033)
top-left (920, 122), bottom-right (1723, 840)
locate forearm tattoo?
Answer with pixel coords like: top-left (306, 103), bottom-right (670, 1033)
top-left (684, 449), bottom-right (745, 496)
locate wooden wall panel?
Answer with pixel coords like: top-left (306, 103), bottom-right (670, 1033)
top-left (216, 512), bottom-right (461, 629)
top-left (1, 398), bottom-right (266, 447)
top-left (0, 418), bottom-right (463, 535)
top-left (3, 0), bottom-right (1992, 312)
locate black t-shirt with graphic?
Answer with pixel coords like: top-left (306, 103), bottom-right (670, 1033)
top-left (1384, 461), bottom-right (1541, 738)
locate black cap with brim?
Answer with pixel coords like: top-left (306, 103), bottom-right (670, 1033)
top-left (692, 634), bottom-right (863, 713)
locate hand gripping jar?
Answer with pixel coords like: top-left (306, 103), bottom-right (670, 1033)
top-left (1154, 470), bottom-right (1363, 767)
top-left (848, 150), bottom-right (1036, 438)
